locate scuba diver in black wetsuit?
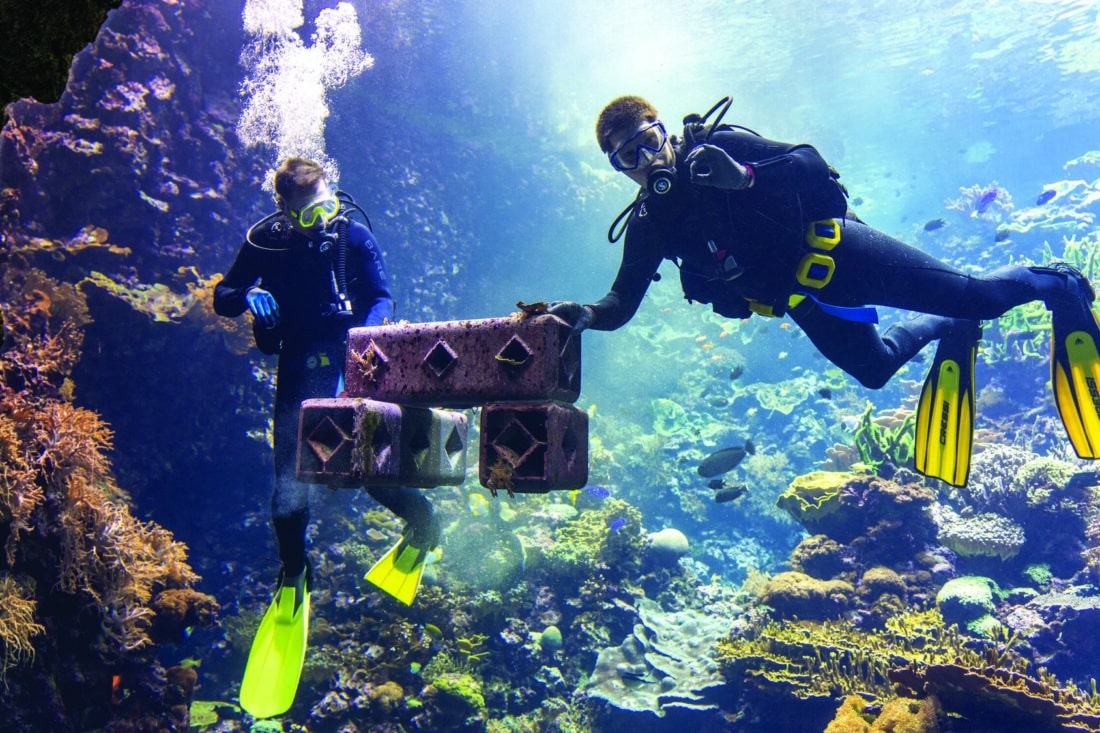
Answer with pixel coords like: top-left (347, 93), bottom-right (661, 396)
top-left (548, 95), bottom-right (1100, 487)
top-left (213, 157), bottom-right (439, 718)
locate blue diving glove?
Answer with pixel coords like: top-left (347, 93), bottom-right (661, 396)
top-left (245, 287), bottom-right (280, 329)
top-left (547, 301), bottom-right (594, 334)
top-left (686, 144), bottom-right (754, 190)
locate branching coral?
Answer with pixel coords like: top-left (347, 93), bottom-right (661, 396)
top-left (889, 662), bottom-right (1100, 731)
top-left (0, 574), bottom-right (45, 681)
top-left (0, 264), bottom-right (210, 675)
top-left (717, 608), bottom-right (998, 702)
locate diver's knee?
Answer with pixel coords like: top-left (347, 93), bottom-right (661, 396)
top-left (853, 370), bottom-right (891, 390)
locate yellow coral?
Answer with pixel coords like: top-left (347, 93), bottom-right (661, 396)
top-left (825, 695), bottom-right (872, 733)
top-left (0, 574), bottom-right (45, 681)
top-left (872, 696), bottom-right (939, 732)
top-left (825, 695), bottom-right (940, 733)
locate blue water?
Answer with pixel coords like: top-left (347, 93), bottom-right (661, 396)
top-left (7, 0), bottom-right (1100, 729)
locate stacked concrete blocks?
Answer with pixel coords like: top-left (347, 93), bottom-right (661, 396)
top-left (344, 314), bottom-right (580, 407)
top-left (298, 313), bottom-right (588, 494)
top-left (297, 398), bottom-right (468, 488)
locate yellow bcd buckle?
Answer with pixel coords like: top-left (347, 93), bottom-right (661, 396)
top-left (747, 300), bottom-right (780, 317)
top-left (805, 219), bottom-right (841, 250)
top-left (796, 252), bottom-right (836, 289)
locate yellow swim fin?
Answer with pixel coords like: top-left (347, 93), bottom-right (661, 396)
top-left (239, 569), bottom-right (310, 719)
top-left (365, 539), bottom-right (430, 606)
top-left (914, 320), bottom-right (981, 487)
top-left (1051, 299), bottom-right (1100, 458)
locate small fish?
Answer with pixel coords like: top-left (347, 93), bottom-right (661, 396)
top-left (424, 623), bottom-right (443, 640)
top-left (817, 387), bottom-right (832, 399)
top-left (467, 492), bottom-right (490, 517)
top-left (698, 440), bottom-right (756, 477)
top-left (851, 197), bottom-right (864, 206)
top-left (714, 484), bottom-right (749, 503)
top-left (608, 517), bottom-right (626, 532)
top-left (994, 229), bottom-right (1010, 242)
top-left (1036, 189), bottom-right (1056, 206)
top-left (585, 485), bottom-right (610, 499)
top-left (729, 365), bottom-right (744, 380)
top-left (974, 187), bottom-right (998, 214)
top-left (923, 218), bottom-right (946, 231)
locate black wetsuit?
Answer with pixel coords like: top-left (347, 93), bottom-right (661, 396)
top-left (214, 216), bottom-right (431, 576)
top-left (588, 128), bottom-right (1062, 388)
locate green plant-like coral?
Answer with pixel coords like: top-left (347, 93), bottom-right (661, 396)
top-left (852, 404), bottom-right (914, 476)
top-left (429, 671), bottom-right (486, 713)
top-left (985, 231), bottom-right (1100, 364)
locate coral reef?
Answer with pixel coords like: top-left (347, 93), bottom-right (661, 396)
top-left (0, 264), bottom-right (216, 731)
top-left (936, 576), bottom-right (1001, 636)
top-left (544, 498), bottom-right (647, 577)
top-left (825, 694), bottom-right (940, 733)
top-left (890, 662), bottom-right (1100, 732)
top-left (587, 598), bottom-right (729, 722)
top-left (936, 510), bottom-right (1027, 561)
top-left (757, 571), bottom-right (854, 620)
top-left (777, 471), bottom-right (937, 558)
top-left (790, 534), bottom-right (849, 579)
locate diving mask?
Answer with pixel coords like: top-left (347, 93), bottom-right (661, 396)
top-left (289, 196), bottom-right (340, 229)
top-left (608, 121), bottom-right (669, 172)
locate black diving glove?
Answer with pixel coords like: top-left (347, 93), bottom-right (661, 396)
top-left (686, 144), bottom-right (754, 190)
top-left (245, 286), bottom-right (280, 329)
top-left (547, 301), bottom-right (594, 334)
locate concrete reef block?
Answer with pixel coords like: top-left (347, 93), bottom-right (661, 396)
top-left (344, 314), bottom-right (581, 407)
top-left (479, 401), bottom-right (588, 494)
top-left (297, 398), bottom-right (467, 488)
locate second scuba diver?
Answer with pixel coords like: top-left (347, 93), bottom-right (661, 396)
top-left (213, 157), bottom-right (441, 718)
top-left (548, 95), bottom-right (1100, 487)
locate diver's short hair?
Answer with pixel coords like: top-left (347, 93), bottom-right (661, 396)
top-left (273, 157), bottom-right (325, 204)
top-left (596, 96), bottom-right (659, 153)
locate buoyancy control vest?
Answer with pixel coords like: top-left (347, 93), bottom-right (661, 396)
top-left (647, 127), bottom-right (849, 318)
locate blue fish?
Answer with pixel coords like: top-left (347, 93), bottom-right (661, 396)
top-left (1036, 190), bottom-right (1056, 206)
top-left (975, 188), bottom-right (998, 214)
top-left (608, 517), bottom-right (626, 532)
top-left (585, 485), bottom-right (610, 499)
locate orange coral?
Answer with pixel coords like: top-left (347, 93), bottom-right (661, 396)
top-left (0, 263), bottom-right (211, 666)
